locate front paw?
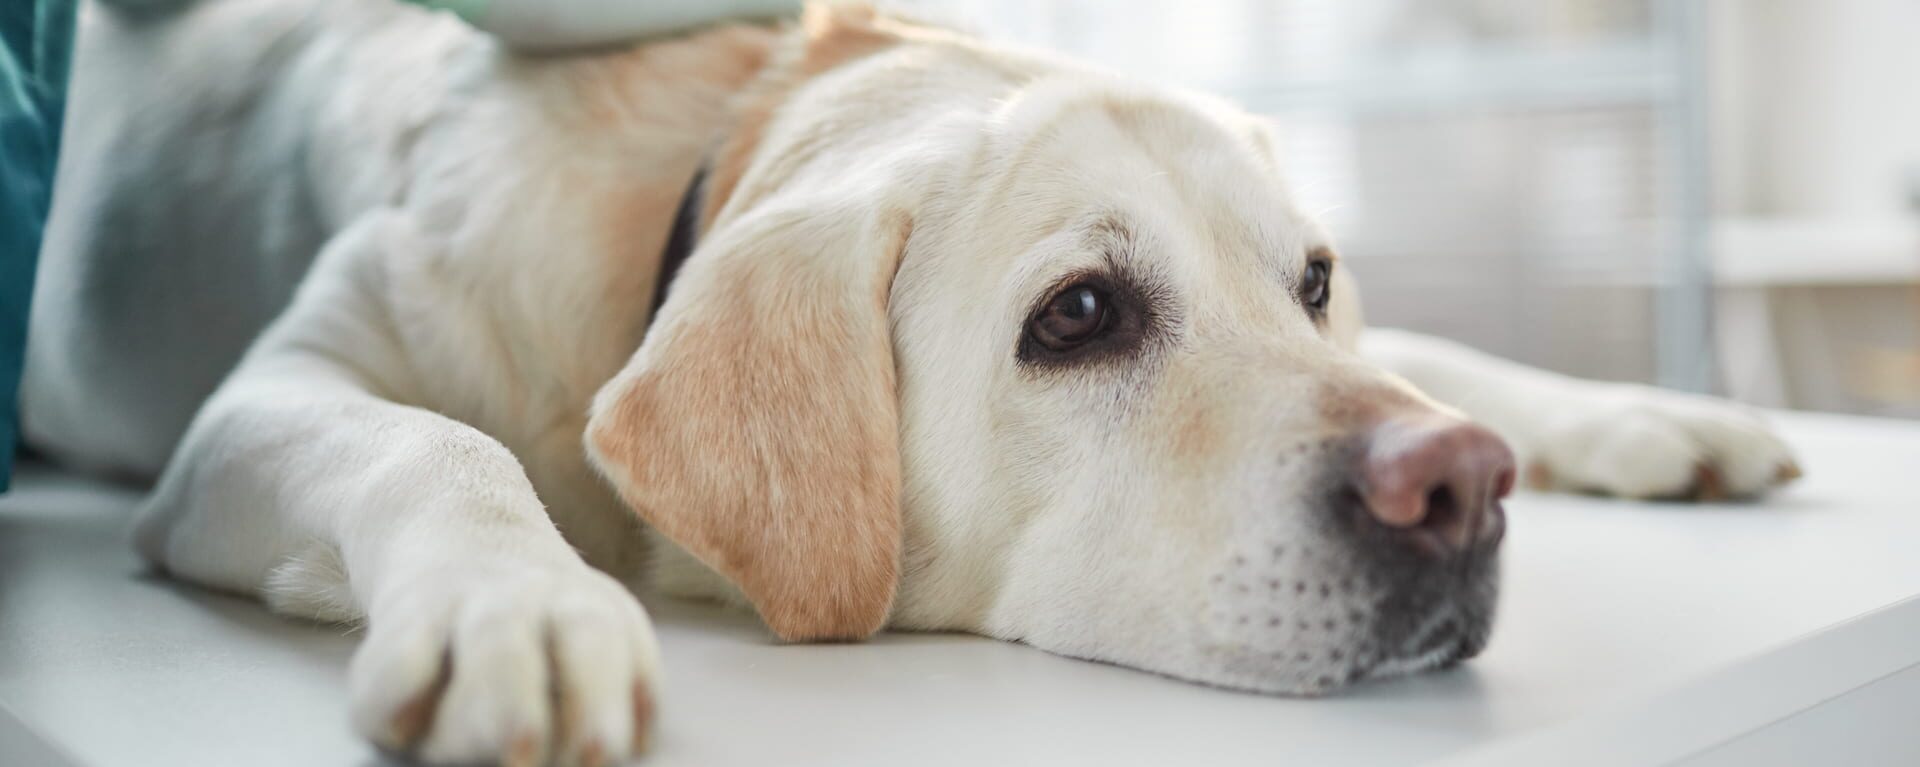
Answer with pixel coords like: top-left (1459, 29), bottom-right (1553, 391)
top-left (1528, 385), bottom-right (1801, 501)
top-left (349, 565), bottom-right (660, 766)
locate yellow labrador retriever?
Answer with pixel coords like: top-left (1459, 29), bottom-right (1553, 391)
top-left (22, 2), bottom-right (1798, 764)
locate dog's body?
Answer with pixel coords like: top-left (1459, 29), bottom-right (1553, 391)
top-left (24, 1), bottom-right (1798, 764)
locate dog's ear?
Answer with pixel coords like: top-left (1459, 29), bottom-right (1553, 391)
top-left (586, 198), bottom-right (911, 642)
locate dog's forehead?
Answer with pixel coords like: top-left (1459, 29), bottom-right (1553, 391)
top-left (977, 77), bottom-right (1325, 314)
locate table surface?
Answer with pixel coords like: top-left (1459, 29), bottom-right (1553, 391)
top-left (3, 411), bottom-right (1919, 767)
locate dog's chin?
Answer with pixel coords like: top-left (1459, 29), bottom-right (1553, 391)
top-left (1349, 597), bottom-right (1497, 686)
top-left (1178, 607), bottom-right (1495, 697)
top-left (1130, 565), bottom-right (1501, 697)
top-left (1176, 607), bottom-right (1495, 697)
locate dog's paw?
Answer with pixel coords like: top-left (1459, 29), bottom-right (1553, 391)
top-left (349, 565), bottom-right (660, 766)
top-left (1527, 384), bottom-right (1801, 501)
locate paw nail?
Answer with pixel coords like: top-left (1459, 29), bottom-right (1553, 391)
top-left (505, 732), bottom-right (543, 767)
top-left (1691, 464), bottom-right (1728, 502)
top-left (1775, 462), bottom-right (1803, 483)
top-left (631, 683), bottom-right (657, 754)
top-left (1524, 463), bottom-right (1554, 491)
top-left (579, 740), bottom-right (607, 767)
top-left (385, 652), bottom-right (452, 750)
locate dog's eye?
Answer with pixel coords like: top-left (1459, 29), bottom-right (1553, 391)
top-left (1300, 259), bottom-right (1332, 314)
top-left (1030, 285), bottom-right (1112, 351)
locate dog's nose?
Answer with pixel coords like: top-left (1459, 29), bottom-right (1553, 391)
top-left (1358, 417), bottom-right (1516, 557)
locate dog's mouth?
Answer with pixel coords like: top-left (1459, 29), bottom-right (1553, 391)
top-left (1349, 583), bottom-right (1499, 685)
top-left (1314, 478), bottom-right (1506, 691)
top-left (1200, 584), bottom-right (1498, 695)
top-left (1189, 519), bottom-right (1503, 696)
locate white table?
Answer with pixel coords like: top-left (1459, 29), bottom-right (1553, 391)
top-left (3, 412), bottom-right (1919, 766)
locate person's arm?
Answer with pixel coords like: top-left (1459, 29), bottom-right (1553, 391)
top-left (403, 0), bottom-right (799, 51)
top-left (0, 0), bottom-right (77, 492)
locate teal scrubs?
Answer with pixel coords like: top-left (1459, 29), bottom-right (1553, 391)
top-left (1, 0), bottom-right (74, 490)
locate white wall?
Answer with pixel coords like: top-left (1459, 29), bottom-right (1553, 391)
top-left (1711, 0), bottom-right (1920, 220)
top-left (1709, 0), bottom-right (1920, 416)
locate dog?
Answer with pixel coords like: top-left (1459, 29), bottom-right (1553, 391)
top-left (21, 2), bottom-right (1800, 764)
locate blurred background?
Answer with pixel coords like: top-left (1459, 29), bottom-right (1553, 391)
top-left (891, 0), bottom-right (1920, 417)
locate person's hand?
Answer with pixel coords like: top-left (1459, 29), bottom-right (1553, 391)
top-left (402, 0), bottom-right (800, 51)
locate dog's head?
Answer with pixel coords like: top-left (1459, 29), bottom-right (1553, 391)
top-left (587, 6), bottom-right (1514, 695)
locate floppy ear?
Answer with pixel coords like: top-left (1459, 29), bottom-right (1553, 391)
top-left (586, 199), bottom-right (911, 642)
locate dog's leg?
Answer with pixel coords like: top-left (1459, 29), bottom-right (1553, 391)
top-left (1359, 328), bottom-right (1800, 500)
top-left (133, 213), bottom-right (658, 765)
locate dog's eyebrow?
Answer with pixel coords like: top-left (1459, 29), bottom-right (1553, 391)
top-left (1078, 213), bottom-right (1153, 278)
top-left (1086, 214), bottom-right (1167, 286)
top-left (1086, 213), bottom-right (1137, 250)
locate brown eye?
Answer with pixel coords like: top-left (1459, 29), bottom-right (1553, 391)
top-left (1300, 259), bottom-right (1332, 313)
top-left (1030, 285), bottom-right (1111, 350)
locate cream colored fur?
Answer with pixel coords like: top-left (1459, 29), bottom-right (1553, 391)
top-left (23, 2), bottom-right (1797, 765)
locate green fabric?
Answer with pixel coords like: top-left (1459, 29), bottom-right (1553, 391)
top-left (399, 0), bottom-right (492, 25)
top-left (1, 0), bottom-right (74, 491)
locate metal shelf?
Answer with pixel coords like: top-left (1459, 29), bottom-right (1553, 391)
top-left (1206, 43), bottom-right (1681, 115)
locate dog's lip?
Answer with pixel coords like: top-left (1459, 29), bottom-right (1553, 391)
top-left (1179, 587), bottom-right (1496, 696)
